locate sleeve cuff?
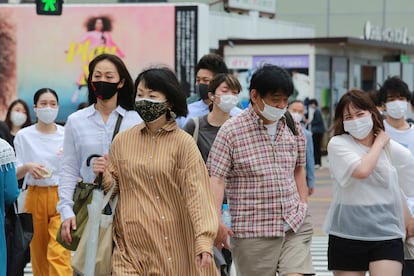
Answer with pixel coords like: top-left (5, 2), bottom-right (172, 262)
top-left (60, 207), bottom-right (75, 222)
top-left (194, 236), bottom-right (214, 256)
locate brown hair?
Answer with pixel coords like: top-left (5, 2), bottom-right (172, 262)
top-left (333, 89), bottom-right (384, 136)
top-left (208, 73), bottom-right (241, 95)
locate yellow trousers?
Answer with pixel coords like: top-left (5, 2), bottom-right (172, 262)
top-left (25, 186), bottom-right (72, 276)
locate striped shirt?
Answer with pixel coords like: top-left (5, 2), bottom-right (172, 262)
top-left (102, 120), bottom-right (218, 275)
top-left (207, 104), bottom-right (307, 238)
top-left (57, 105), bottom-right (142, 221)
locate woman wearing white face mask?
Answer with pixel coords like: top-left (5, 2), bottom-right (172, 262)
top-left (183, 73), bottom-right (241, 162)
top-left (324, 89), bottom-right (414, 276)
top-left (5, 99), bottom-right (32, 146)
top-left (13, 88), bottom-right (73, 275)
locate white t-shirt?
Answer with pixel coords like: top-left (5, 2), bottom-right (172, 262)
top-left (384, 120), bottom-right (414, 257)
top-left (14, 124), bottom-right (65, 187)
top-left (323, 134), bottom-right (414, 241)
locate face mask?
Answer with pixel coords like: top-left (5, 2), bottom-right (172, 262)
top-left (216, 95), bottom-right (238, 112)
top-left (196, 84), bottom-right (209, 100)
top-left (343, 115), bottom-right (373, 140)
top-left (291, 112), bottom-right (303, 123)
top-left (35, 107), bottom-right (58, 124)
top-left (386, 100), bottom-right (408, 119)
top-left (10, 111), bottom-right (27, 127)
top-left (91, 81), bottom-right (119, 100)
top-left (135, 98), bottom-right (168, 122)
top-left (257, 99), bottom-right (286, 122)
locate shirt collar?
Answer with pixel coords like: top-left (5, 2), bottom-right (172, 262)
top-left (85, 105), bottom-right (127, 118)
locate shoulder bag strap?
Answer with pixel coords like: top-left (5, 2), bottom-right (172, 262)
top-left (111, 114), bottom-right (123, 141)
top-left (192, 117), bottom-right (199, 143)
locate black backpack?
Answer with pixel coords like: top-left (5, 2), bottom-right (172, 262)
top-left (284, 111), bottom-right (298, 136)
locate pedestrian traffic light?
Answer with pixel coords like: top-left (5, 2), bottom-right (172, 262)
top-left (36, 0), bottom-right (63, 16)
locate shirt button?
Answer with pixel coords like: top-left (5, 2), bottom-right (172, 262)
top-left (168, 257), bottom-right (172, 261)
top-left (165, 236), bottom-right (168, 240)
top-left (161, 216), bottom-right (165, 219)
top-left (156, 196), bottom-right (160, 200)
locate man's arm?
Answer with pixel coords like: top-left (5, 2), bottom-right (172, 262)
top-left (294, 165), bottom-right (308, 203)
top-left (210, 175), bottom-right (233, 249)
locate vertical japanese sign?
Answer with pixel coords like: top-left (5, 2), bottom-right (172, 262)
top-left (175, 6), bottom-right (198, 97)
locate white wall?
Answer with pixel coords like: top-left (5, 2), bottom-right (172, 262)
top-left (209, 10), bottom-right (315, 50)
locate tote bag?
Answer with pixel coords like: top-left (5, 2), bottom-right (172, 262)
top-left (72, 187), bottom-right (118, 276)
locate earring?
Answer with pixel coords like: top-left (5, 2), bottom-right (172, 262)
top-left (167, 108), bottom-right (176, 119)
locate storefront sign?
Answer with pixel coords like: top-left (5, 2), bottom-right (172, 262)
top-left (252, 55), bottom-right (309, 69)
top-left (364, 21), bottom-right (414, 45)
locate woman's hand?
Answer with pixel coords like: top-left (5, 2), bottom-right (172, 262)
top-left (375, 130), bottom-right (390, 148)
top-left (61, 216), bottom-right (76, 245)
top-left (196, 252), bottom-right (213, 269)
top-left (26, 162), bottom-right (49, 179)
top-left (93, 154), bottom-right (108, 176)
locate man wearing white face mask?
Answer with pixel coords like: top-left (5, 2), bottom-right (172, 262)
top-left (207, 65), bottom-right (314, 276)
top-left (289, 100), bottom-right (316, 196)
top-left (378, 76), bottom-right (414, 275)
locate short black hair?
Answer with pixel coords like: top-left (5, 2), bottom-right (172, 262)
top-left (33, 88), bottom-right (59, 105)
top-left (308, 98), bottom-right (319, 106)
top-left (87, 54), bottom-right (135, 110)
top-left (135, 67), bottom-right (188, 118)
top-left (249, 64), bottom-right (293, 98)
top-left (196, 54), bottom-right (228, 75)
top-left (378, 76), bottom-right (411, 104)
top-left (411, 92), bottom-right (414, 107)
top-left (208, 73), bottom-right (241, 94)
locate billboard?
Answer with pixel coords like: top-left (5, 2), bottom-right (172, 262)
top-left (0, 4), bottom-right (206, 122)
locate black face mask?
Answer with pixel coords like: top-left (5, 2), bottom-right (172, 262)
top-left (91, 81), bottom-right (119, 100)
top-left (195, 83), bottom-right (209, 100)
top-left (134, 99), bottom-right (168, 122)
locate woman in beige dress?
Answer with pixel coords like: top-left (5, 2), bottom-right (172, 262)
top-left (94, 66), bottom-right (218, 275)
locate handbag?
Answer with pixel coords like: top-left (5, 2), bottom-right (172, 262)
top-left (56, 115), bottom-right (123, 251)
top-left (72, 186), bottom-right (118, 276)
top-left (5, 201), bottom-right (33, 276)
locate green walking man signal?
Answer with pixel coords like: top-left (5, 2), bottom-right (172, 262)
top-left (36, 0), bottom-right (63, 16)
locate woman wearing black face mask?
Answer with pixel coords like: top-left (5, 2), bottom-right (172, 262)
top-left (58, 54), bottom-right (142, 246)
top-left (92, 66), bottom-right (218, 275)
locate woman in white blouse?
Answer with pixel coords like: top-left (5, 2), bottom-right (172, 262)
top-left (58, 54), bottom-right (142, 246)
top-left (14, 88), bottom-right (71, 275)
top-left (324, 89), bottom-right (414, 276)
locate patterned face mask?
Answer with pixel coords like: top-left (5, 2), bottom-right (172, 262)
top-left (134, 98), bottom-right (168, 122)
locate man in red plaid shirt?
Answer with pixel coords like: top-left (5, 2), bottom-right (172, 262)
top-left (207, 65), bottom-right (314, 276)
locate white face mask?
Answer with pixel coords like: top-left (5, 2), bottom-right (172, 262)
top-left (35, 107), bottom-right (58, 124)
top-left (216, 95), bottom-right (238, 113)
top-left (291, 112), bottom-right (303, 123)
top-left (10, 111), bottom-right (27, 127)
top-left (386, 100), bottom-right (408, 119)
top-left (257, 99), bottom-right (286, 122)
top-left (343, 115), bottom-right (373, 140)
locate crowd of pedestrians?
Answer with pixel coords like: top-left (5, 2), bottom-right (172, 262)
top-left (2, 51), bottom-right (414, 276)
